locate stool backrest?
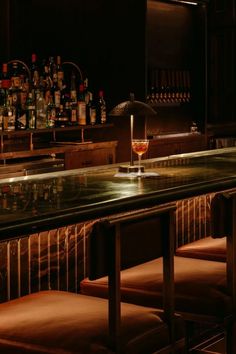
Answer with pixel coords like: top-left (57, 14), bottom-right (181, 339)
top-left (211, 190), bottom-right (236, 309)
top-left (87, 203), bottom-right (176, 352)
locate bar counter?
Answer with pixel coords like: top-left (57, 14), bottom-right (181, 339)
top-left (1, 146), bottom-right (236, 238)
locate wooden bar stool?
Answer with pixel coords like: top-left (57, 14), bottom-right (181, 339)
top-left (0, 204), bottom-right (185, 353)
top-left (175, 236), bottom-right (226, 262)
top-left (81, 191), bottom-right (236, 353)
top-left (175, 188), bottom-right (236, 263)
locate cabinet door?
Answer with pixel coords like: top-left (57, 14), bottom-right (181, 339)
top-left (65, 148), bottom-right (115, 170)
top-left (148, 135), bottom-right (207, 159)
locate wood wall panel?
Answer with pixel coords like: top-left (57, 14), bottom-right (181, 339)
top-left (208, 29), bottom-right (235, 124)
top-left (208, 0), bottom-right (235, 28)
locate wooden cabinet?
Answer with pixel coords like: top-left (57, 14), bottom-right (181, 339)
top-left (147, 134), bottom-right (207, 159)
top-left (64, 141), bottom-right (117, 170)
top-left (0, 125), bottom-right (117, 176)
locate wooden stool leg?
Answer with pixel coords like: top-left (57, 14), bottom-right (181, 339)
top-left (226, 320), bottom-right (236, 354)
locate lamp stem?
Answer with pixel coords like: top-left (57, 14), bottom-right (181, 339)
top-left (130, 114), bottom-right (134, 166)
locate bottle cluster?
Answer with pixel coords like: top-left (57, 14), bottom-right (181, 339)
top-left (0, 54), bottom-right (107, 131)
top-left (146, 68), bottom-right (191, 105)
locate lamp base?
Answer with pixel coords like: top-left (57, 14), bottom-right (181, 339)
top-left (118, 165), bottom-right (145, 173)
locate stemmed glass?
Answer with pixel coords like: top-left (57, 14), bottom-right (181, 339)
top-left (131, 139), bottom-right (149, 176)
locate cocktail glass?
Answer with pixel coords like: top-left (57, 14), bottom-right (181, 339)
top-left (131, 139), bottom-right (149, 176)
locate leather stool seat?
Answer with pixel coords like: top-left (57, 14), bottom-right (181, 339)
top-left (0, 290), bottom-right (184, 354)
top-left (81, 255), bottom-right (231, 319)
top-left (175, 237), bottom-right (226, 262)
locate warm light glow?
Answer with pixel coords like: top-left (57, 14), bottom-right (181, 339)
top-left (174, 0), bottom-right (198, 5)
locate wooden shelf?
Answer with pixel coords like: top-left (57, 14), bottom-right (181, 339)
top-left (0, 141), bottom-right (117, 160)
top-left (0, 124), bottom-right (114, 156)
top-left (0, 123), bottom-right (113, 137)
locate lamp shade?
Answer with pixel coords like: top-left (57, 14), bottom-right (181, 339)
top-left (109, 93), bottom-right (157, 117)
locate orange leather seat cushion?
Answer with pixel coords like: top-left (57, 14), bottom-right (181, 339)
top-left (81, 256), bottom-right (230, 319)
top-left (175, 237), bottom-right (226, 262)
top-left (0, 290), bottom-right (183, 354)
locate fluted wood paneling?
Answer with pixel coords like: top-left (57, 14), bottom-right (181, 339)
top-left (0, 194), bottom-right (214, 303)
top-left (0, 221), bottom-right (96, 303)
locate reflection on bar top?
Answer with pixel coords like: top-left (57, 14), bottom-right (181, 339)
top-left (1, 146), bottom-right (236, 236)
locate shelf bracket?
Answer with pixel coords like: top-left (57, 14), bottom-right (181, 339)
top-left (1, 135), bottom-right (3, 153)
top-left (29, 132), bottom-right (34, 151)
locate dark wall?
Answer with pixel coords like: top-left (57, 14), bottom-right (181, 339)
top-left (0, 0), bottom-right (10, 61)
top-left (0, 0), bottom-right (146, 111)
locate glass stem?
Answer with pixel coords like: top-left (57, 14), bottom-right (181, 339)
top-left (138, 154), bottom-right (142, 176)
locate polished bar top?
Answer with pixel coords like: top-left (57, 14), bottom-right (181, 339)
top-left (1, 146), bottom-right (236, 237)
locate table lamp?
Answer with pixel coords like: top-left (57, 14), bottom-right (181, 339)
top-left (109, 93), bottom-right (157, 174)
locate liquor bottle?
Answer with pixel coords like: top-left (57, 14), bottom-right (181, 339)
top-left (8, 62), bottom-right (21, 107)
top-left (84, 78), bottom-right (90, 106)
top-left (87, 92), bottom-right (96, 125)
top-left (15, 102), bottom-right (27, 130)
top-left (46, 95), bottom-right (56, 128)
top-left (41, 60), bottom-right (52, 103)
top-left (51, 72), bottom-right (61, 109)
top-left (70, 70), bottom-right (77, 103)
top-left (0, 105), bottom-right (3, 131)
top-left (69, 99), bottom-right (77, 126)
top-left (1, 63), bottom-right (11, 93)
top-left (3, 97), bottom-right (16, 131)
top-left (56, 55), bottom-right (64, 89)
top-left (77, 84), bottom-right (86, 125)
top-left (0, 78), bottom-right (5, 107)
top-left (97, 90), bottom-right (107, 124)
top-left (30, 53), bottom-right (40, 91)
top-left (36, 90), bottom-right (47, 129)
top-left (26, 92), bottom-right (36, 129)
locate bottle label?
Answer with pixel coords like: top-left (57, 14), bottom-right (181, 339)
top-left (101, 108), bottom-right (106, 124)
top-left (71, 108), bottom-right (77, 123)
top-left (2, 79), bottom-right (11, 89)
top-left (54, 90), bottom-right (61, 108)
top-left (90, 107), bottom-right (96, 125)
top-left (78, 101), bottom-right (86, 125)
top-left (12, 76), bottom-right (20, 88)
top-left (57, 71), bottom-right (64, 81)
top-left (71, 90), bottom-right (77, 102)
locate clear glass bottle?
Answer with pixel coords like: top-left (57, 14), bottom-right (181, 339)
top-left (26, 92), bottom-right (36, 129)
top-left (36, 90), bottom-right (47, 129)
top-left (97, 90), bottom-right (107, 124)
top-left (30, 53), bottom-right (40, 92)
top-left (46, 95), bottom-right (56, 128)
top-left (15, 102), bottom-right (27, 130)
top-left (3, 97), bottom-right (16, 131)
